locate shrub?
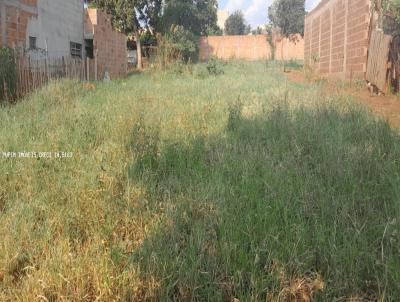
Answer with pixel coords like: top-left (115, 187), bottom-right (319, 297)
top-left (169, 59), bottom-right (195, 76)
top-left (165, 25), bottom-right (199, 63)
top-left (151, 26), bottom-right (199, 70)
top-left (0, 47), bottom-right (18, 102)
top-left (193, 58), bottom-right (225, 79)
top-left (206, 57), bottom-right (225, 76)
top-left (193, 65), bottom-right (209, 78)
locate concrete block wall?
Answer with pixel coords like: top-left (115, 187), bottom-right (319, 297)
top-left (199, 34), bottom-right (304, 61)
top-left (274, 35), bottom-right (305, 61)
top-left (304, 0), bottom-right (371, 79)
top-left (85, 9), bottom-right (127, 79)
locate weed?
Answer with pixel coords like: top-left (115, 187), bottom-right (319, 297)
top-left (193, 65), bottom-right (209, 78)
top-left (0, 47), bottom-right (18, 102)
top-left (206, 57), bottom-right (225, 76)
top-left (227, 97), bottom-right (243, 131)
top-left (0, 61), bottom-right (399, 301)
top-left (193, 58), bottom-right (225, 78)
top-left (0, 191), bottom-right (7, 213)
top-left (8, 252), bottom-right (31, 282)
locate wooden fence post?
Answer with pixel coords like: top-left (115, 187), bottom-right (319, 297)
top-left (62, 56), bottom-right (66, 77)
top-left (86, 57), bottom-right (90, 81)
top-left (95, 49), bottom-right (98, 81)
top-left (28, 56), bottom-right (32, 94)
top-left (45, 57), bottom-right (49, 84)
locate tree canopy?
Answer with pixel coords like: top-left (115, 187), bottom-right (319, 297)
top-left (224, 11), bottom-right (248, 35)
top-left (89, 0), bottom-right (220, 65)
top-left (268, 0), bottom-right (305, 36)
top-left (89, 0), bottom-right (158, 33)
top-left (89, 0), bottom-right (162, 68)
top-left (160, 0), bottom-right (219, 36)
top-left (383, 0), bottom-right (400, 34)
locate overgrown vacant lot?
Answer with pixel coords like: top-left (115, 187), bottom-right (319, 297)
top-left (0, 61), bottom-right (399, 301)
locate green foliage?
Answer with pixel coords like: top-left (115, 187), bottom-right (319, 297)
top-left (127, 63), bottom-right (400, 300)
top-left (150, 35), bottom-right (182, 69)
top-left (192, 58), bottom-right (225, 78)
top-left (245, 24), bottom-right (252, 35)
top-left (251, 26), bottom-right (263, 35)
top-left (311, 52), bottom-right (320, 64)
top-left (160, 0), bottom-right (218, 36)
top-left (2, 62), bottom-right (400, 300)
top-left (150, 26), bottom-right (198, 69)
top-left (265, 25), bottom-right (276, 60)
top-left (89, 0), bottom-right (162, 33)
top-left (169, 59), bottom-right (188, 75)
top-left (227, 97), bottom-right (243, 130)
top-left (164, 25), bottom-right (199, 62)
top-left (130, 118), bottom-right (160, 175)
top-left (0, 47), bottom-right (17, 102)
top-left (205, 57), bottom-right (225, 75)
top-left (206, 25), bottom-right (223, 36)
top-left (90, 0), bottom-right (137, 33)
top-left (224, 10), bottom-right (248, 35)
top-left (268, 0), bottom-right (305, 36)
top-left (139, 31), bottom-right (156, 44)
top-left (383, 0), bottom-right (400, 34)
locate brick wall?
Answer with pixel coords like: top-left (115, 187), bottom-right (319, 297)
top-left (199, 34), bottom-right (304, 61)
top-left (85, 8), bottom-right (127, 79)
top-left (304, 0), bottom-right (371, 79)
top-left (0, 0), bottom-right (38, 48)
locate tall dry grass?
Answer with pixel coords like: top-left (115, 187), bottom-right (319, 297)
top-left (0, 61), bottom-right (399, 301)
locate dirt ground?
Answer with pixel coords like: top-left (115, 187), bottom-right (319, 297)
top-left (286, 70), bottom-right (400, 129)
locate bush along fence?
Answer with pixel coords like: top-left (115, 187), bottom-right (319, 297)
top-left (0, 48), bottom-right (99, 103)
top-left (0, 48), bottom-right (18, 102)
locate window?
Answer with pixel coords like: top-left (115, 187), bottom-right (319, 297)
top-left (29, 36), bottom-right (37, 49)
top-left (70, 42), bottom-right (82, 58)
top-left (85, 39), bottom-right (94, 59)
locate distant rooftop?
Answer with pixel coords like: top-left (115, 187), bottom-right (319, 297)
top-left (217, 10), bottom-right (229, 31)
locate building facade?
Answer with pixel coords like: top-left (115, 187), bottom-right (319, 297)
top-left (217, 11), bottom-right (229, 33)
top-left (0, 0), bottom-right (85, 59)
top-left (85, 8), bottom-right (127, 79)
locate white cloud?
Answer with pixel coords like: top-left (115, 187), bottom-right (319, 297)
top-left (225, 0), bottom-right (248, 13)
top-left (245, 0), bottom-right (273, 27)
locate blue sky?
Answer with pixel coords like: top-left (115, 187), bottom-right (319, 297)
top-left (219, 0), bottom-right (321, 28)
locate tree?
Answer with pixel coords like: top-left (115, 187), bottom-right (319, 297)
top-left (90, 0), bottom-right (162, 69)
top-left (382, 0), bottom-right (400, 91)
top-left (383, 0), bottom-right (400, 33)
top-left (268, 0), bottom-right (305, 37)
top-left (224, 11), bottom-right (247, 35)
top-left (157, 0), bottom-right (219, 62)
top-left (245, 24), bottom-right (252, 35)
top-left (206, 25), bottom-right (223, 36)
top-left (165, 25), bottom-right (199, 62)
top-left (160, 0), bottom-right (219, 36)
top-left (251, 26), bottom-right (263, 35)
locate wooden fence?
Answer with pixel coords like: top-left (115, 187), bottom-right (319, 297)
top-left (0, 52), bottom-right (100, 102)
top-left (14, 56), bottom-right (86, 99)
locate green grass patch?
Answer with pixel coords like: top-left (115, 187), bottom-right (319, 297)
top-left (0, 61), bottom-right (399, 301)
